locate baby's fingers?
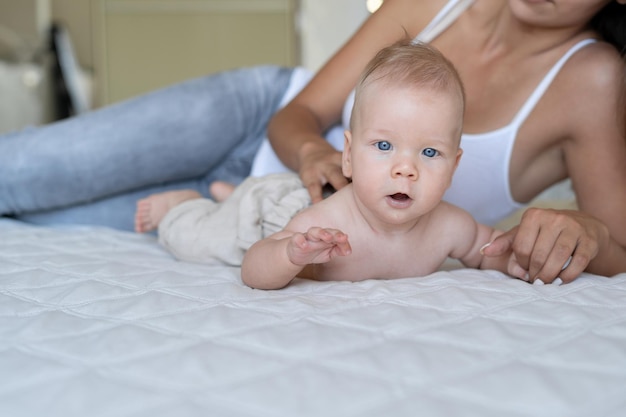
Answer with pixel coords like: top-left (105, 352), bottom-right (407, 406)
top-left (304, 227), bottom-right (329, 243)
top-left (306, 227), bottom-right (346, 243)
top-left (330, 232), bottom-right (352, 257)
top-left (305, 227), bottom-right (351, 256)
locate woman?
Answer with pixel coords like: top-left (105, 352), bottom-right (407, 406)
top-left (267, 0), bottom-right (626, 284)
top-left (1, 0), bottom-right (624, 283)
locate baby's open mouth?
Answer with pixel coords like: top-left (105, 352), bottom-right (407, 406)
top-left (389, 193), bottom-right (410, 201)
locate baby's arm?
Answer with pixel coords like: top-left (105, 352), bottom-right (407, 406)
top-left (241, 227), bottom-right (351, 290)
top-left (473, 225), bottom-right (526, 279)
top-left (446, 206), bottom-right (526, 279)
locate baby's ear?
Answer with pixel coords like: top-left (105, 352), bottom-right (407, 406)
top-left (342, 130), bottom-right (353, 178)
top-left (446, 148), bottom-right (463, 189)
top-left (454, 148), bottom-right (463, 171)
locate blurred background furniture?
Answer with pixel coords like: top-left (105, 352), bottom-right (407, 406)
top-left (0, 0), bottom-right (373, 133)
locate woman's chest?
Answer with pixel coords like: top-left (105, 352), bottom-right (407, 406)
top-left (431, 37), bottom-right (573, 198)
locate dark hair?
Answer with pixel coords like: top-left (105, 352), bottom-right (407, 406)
top-left (590, 2), bottom-right (626, 55)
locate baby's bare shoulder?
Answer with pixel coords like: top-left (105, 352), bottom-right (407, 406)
top-left (431, 201), bottom-right (476, 227)
top-left (285, 190), bottom-right (352, 232)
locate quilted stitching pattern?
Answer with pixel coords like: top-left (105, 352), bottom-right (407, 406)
top-left (1, 219), bottom-right (625, 417)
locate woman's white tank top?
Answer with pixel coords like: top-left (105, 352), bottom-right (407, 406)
top-left (340, 0), bottom-right (595, 225)
top-left (252, 0), bottom-right (595, 226)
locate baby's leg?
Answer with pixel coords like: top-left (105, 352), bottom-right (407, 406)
top-left (135, 190), bottom-right (202, 233)
top-left (209, 181), bottom-right (236, 202)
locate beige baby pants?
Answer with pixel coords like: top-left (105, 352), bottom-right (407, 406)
top-left (158, 173), bottom-right (311, 266)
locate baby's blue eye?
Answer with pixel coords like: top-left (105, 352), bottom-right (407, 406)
top-left (423, 148), bottom-right (438, 158)
top-left (376, 141), bottom-right (392, 151)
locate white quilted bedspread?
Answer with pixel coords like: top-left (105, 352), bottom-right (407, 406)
top-left (1, 218), bottom-right (625, 417)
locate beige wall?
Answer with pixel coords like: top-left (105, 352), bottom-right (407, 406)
top-left (51, 0), bottom-right (93, 69)
top-left (0, 0), bottom-right (296, 107)
top-left (299, 0), bottom-right (368, 72)
top-left (2, 1), bottom-right (375, 86)
top-left (90, 0), bottom-right (296, 105)
top-left (0, 0), bottom-right (48, 60)
top-left (0, 0), bottom-right (91, 67)
top-left (0, 0), bottom-right (376, 107)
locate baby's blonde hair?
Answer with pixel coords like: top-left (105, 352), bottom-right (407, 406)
top-left (352, 40), bottom-right (465, 130)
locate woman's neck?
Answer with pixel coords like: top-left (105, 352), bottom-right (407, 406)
top-left (469, 0), bottom-right (594, 60)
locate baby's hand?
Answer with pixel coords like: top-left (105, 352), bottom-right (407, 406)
top-left (287, 227), bottom-right (352, 266)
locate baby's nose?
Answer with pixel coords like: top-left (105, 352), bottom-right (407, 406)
top-left (392, 159), bottom-right (418, 179)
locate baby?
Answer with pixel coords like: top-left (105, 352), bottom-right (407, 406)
top-left (136, 41), bottom-right (524, 289)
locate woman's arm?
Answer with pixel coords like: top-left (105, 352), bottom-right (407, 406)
top-left (564, 47), bottom-right (626, 279)
top-left (267, 0), bottom-right (445, 202)
top-left (443, 206), bottom-right (523, 278)
top-left (485, 44), bottom-right (626, 282)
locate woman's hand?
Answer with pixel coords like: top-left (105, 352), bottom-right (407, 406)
top-left (482, 208), bottom-right (610, 283)
top-left (298, 141), bottom-right (349, 203)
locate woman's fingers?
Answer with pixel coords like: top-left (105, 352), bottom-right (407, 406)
top-left (299, 149), bottom-right (346, 203)
top-left (511, 215), bottom-right (573, 282)
top-left (484, 208), bottom-right (603, 284)
top-left (305, 180), bottom-right (324, 204)
top-left (517, 209), bottom-right (599, 283)
top-left (325, 168), bottom-right (350, 195)
top-left (482, 226), bottom-right (517, 257)
top-left (557, 238), bottom-right (595, 283)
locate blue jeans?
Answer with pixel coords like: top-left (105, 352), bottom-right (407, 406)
top-left (0, 66), bottom-right (294, 231)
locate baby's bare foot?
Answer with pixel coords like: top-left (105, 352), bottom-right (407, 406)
top-left (210, 181), bottom-right (236, 202)
top-left (134, 190), bottom-right (201, 233)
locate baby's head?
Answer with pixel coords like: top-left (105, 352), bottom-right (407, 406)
top-left (350, 40), bottom-right (465, 139)
top-left (342, 41), bottom-right (466, 221)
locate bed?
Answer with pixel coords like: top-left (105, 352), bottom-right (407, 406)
top-left (1, 217), bottom-right (625, 417)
